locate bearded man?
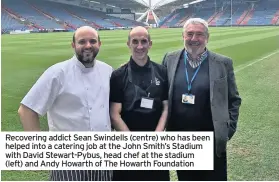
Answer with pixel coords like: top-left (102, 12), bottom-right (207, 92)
top-left (162, 18), bottom-right (241, 181)
top-left (18, 26), bottom-right (113, 181)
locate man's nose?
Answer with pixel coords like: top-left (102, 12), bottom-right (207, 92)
top-left (136, 42), bottom-right (144, 49)
top-left (85, 41), bottom-right (92, 48)
top-left (191, 34), bottom-right (198, 41)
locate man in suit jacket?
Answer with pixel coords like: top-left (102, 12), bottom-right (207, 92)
top-left (162, 18), bottom-right (241, 181)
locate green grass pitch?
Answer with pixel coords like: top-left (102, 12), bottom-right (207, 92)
top-left (1, 27), bottom-right (279, 181)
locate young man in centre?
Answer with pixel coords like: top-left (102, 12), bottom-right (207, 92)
top-left (109, 26), bottom-right (170, 181)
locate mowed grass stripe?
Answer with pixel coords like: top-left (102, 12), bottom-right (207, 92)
top-left (227, 51), bottom-right (279, 181)
top-left (2, 26), bottom-right (274, 45)
top-left (3, 28), bottom-right (278, 60)
top-left (213, 35), bottom-right (279, 66)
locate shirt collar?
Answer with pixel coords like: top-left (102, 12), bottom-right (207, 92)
top-left (185, 48), bottom-right (208, 63)
top-left (129, 56), bottom-right (151, 71)
top-left (72, 55), bottom-right (96, 73)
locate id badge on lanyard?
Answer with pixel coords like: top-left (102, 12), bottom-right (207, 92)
top-left (182, 94), bottom-right (195, 104)
top-left (140, 93), bottom-right (154, 109)
top-left (182, 51), bottom-right (206, 105)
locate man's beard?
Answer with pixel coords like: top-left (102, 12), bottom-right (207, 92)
top-left (76, 48), bottom-right (99, 67)
top-left (185, 40), bottom-right (206, 57)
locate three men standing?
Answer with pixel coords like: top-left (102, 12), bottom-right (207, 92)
top-left (18, 19), bottom-right (241, 181)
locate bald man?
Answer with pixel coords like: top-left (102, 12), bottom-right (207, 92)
top-left (18, 26), bottom-right (113, 181)
top-left (110, 26), bottom-right (170, 180)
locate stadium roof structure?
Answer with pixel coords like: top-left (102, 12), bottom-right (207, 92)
top-left (83, 0), bottom-right (148, 9)
top-left (85, 0), bottom-right (198, 10)
top-left (82, 0), bottom-right (202, 26)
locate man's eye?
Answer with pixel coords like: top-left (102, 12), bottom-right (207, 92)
top-left (132, 39), bottom-right (139, 44)
top-left (141, 39), bottom-right (148, 44)
top-left (89, 39), bottom-right (97, 44)
top-left (79, 40), bottom-right (86, 44)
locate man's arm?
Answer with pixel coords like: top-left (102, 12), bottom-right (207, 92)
top-left (18, 65), bottom-right (61, 131)
top-left (110, 102), bottom-right (130, 131)
top-left (155, 100), bottom-right (168, 131)
top-left (227, 59), bottom-right (242, 139)
top-left (161, 53), bottom-right (168, 67)
top-left (18, 104), bottom-right (40, 131)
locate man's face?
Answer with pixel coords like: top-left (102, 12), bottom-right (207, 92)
top-left (127, 31), bottom-right (152, 62)
top-left (72, 30), bottom-right (101, 64)
top-left (183, 23), bottom-right (209, 55)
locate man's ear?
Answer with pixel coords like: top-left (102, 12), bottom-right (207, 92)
top-left (71, 42), bottom-right (75, 48)
top-left (99, 41), bottom-right (102, 47)
top-left (149, 40), bottom-right (152, 48)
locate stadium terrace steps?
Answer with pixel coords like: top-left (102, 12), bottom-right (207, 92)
top-left (176, 15), bottom-right (188, 27)
top-left (107, 20), bottom-right (123, 27)
top-left (2, 6), bottom-right (41, 30)
top-left (177, 14), bottom-right (193, 27)
top-left (25, 0), bottom-right (89, 29)
top-left (24, 0), bottom-right (54, 20)
top-left (209, 10), bottom-right (225, 26)
top-left (1, 9), bottom-right (30, 32)
top-left (2, 6), bottom-right (22, 20)
top-left (2, 0), bottom-right (65, 29)
top-left (63, 8), bottom-right (103, 29)
top-left (23, 0), bottom-right (66, 29)
top-left (160, 13), bottom-right (178, 27)
top-left (240, 9), bottom-right (254, 25)
top-left (236, 10), bottom-right (249, 25)
top-left (208, 12), bottom-right (218, 23)
top-left (167, 13), bottom-right (178, 23)
top-left (159, 11), bottom-right (177, 27)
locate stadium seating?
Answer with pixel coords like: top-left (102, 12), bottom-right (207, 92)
top-left (247, 0), bottom-right (279, 25)
top-left (25, 0), bottom-right (89, 29)
top-left (2, 0), bottom-right (63, 29)
top-left (2, 0), bottom-right (279, 32)
top-left (159, 0), bottom-right (279, 27)
top-left (1, 0), bottom-right (145, 32)
top-left (1, 10), bottom-right (29, 32)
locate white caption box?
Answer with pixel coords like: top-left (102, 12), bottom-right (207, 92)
top-left (0, 132), bottom-right (213, 170)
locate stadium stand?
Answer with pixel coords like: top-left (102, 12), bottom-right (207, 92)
top-left (1, 0), bottom-right (279, 33)
top-left (2, 0), bottom-right (64, 29)
top-left (158, 0), bottom-right (279, 27)
top-left (1, 9), bottom-right (30, 33)
top-left (248, 0), bottom-right (279, 25)
top-left (1, 0), bottom-right (145, 33)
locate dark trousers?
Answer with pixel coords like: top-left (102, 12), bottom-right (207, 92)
top-left (50, 170), bottom-right (113, 181)
top-left (113, 170), bottom-right (170, 181)
top-left (177, 152), bottom-right (227, 181)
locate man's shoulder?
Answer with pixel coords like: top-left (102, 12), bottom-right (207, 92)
top-left (43, 57), bottom-right (73, 77)
top-left (209, 51), bottom-right (232, 64)
top-left (164, 49), bottom-right (184, 58)
top-left (150, 61), bottom-right (167, 72)
top-left (112, 63), bottom-right (128, 77)
top-left (96, 60), bottom-right (113, 72)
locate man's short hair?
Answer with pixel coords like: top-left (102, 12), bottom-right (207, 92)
top-left (183, 18), bottom-right (209, 36)
top-left (72, 33), bottom-right (101, 43)
top-left (127, 28), bottom-right (151, 42)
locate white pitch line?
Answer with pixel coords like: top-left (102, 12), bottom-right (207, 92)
top-left (235, 50), bottom-right (279, 73)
